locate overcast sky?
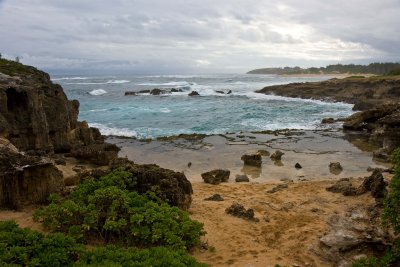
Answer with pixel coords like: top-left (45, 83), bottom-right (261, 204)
top-left (0, 0), bottom-right (399, 74)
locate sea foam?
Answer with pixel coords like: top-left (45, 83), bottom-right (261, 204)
top-left (89, 89), bottom-right (107, 96)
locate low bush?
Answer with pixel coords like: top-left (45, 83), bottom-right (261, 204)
top-left (0, 221), bottom-right (206, 267)
top-left (34, 169), bottom-right (205, 249)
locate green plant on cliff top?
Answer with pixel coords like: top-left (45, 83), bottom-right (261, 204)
top-left (33, 169), bottom-right (205, 249)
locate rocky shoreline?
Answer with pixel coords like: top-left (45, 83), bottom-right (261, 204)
top-left (0, 60), bottom-right (398, 266)
top-left (257, 76), bottom-right (400, 161)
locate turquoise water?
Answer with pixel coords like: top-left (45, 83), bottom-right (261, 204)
top-left (52, 74), bottom-right (354, 138)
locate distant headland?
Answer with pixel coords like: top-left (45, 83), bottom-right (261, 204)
top-left (247, 62), bottom-right (400, 75)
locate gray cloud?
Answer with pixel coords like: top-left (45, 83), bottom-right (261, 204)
top-left (0, 0), bottom-right (399, 74)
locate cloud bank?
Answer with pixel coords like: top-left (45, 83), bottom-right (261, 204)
top-left (0, 0), bottom-right (399, 74)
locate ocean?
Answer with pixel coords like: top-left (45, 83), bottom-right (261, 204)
top-left (51, 74), bottom-right (354, 139)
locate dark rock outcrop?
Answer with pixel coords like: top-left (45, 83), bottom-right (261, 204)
top-left (0, 59), bottom-right (119, 165)
top-left (124, 91), bottom-right (136, 96)
top-left (188, 91), bottom-right (200, 96)
top-left (0, 146), bottom-right (64, 209)
top-left (326, 178), bottom-right (356, 196)
top-left (110, 159), bottom-right (193, 210)
top-left (225, 203), bottom-right (259, 222)
top-left (241, 153), bottom-right (262, 167)
top-left (201, 169), bottom-right (230, 185)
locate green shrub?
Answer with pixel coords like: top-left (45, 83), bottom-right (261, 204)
top-left (34, 169), bottom-right (205, 249)
top-left (75, 245), bottom-right (207, 267)
top-left (0, 220), bottom-right (83, 267)
top-left (0, 221), bottom-right (206, 267)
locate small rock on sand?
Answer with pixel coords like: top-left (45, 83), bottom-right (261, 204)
top-left (204, 194), bottom-right (224, 201)
top-left (270, 150), bottom-right (284, 161)
top-left (235, 174), bottom-right (250, 182)
top-left (225, 203), bottom-right (259, 222)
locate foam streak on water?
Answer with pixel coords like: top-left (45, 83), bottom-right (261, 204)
top-left (52, 74), bottom-right (354, 138)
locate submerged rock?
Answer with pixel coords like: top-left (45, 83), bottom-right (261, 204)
top-left (201, 169), bottom-right (230, 185)
top-left (270, 150), bottom-right (284, 161)
top-left (241, 153), bottom-right (262, 167)
top-left (188, 91), bottom-right (200, 96)
top-left (124, 91), bottom-right (136, 96)
top-left (329, 162), bottom-right (343, 175)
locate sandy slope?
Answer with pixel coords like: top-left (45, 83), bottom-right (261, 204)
top-left (190, 178), bottom-right (375, 267)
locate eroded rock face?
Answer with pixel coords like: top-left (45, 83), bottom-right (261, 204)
top-left (0, 146), bottom-right (64, 209)
top-left (0, 59), bottom-right (119, 164)
top-left (110, 159), bottom-right (193, 210)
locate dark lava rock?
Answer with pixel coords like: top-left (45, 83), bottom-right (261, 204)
top-left (235, 174), bottom-right (250, 183)
top-left (295, 163), bottom-right (302, 169)
top-left (329, 162), bottom-right (343, 175)
top-left (270, 150), bottom-right (284, 161)
top-left (321, 117), bottom-right (335, 124)
top-left (188, 91), bottom-right (200, 96)
top-left (201, 169), bottom-right (230, 185)
top-left (124, 91), bottom-right (136, 96)
top-left (241, 153), bottom-right (262, 167)
top-left (326, 178), bottom-right (357, 196)
top-left (111, 159), bottom-right (194, 210)
top-left (225, 203), bottom-right (259, 222)
top-left (257, 149), bottom-right (270, 156)
top-left (150, 88), bottom-right (164, 95)
top-left (0, 146), bottom-right (64, 209)
top-left (204, 194), bottom-right (224, 201)
top-left (267, 183), bottom-right (288, 193)
top-left (170, 88), bottom-right (183, 92)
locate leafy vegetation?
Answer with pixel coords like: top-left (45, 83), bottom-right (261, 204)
top-left (352, 148), bottom-right (400, 266)
top-left (0, 58), bottom-right (51, 85)
top-left (34, 169), bottom-right (205, 249)
top-left (0, 220), bottom-right (206, 267)
top-left (247, 63), bottom-right (400, 75)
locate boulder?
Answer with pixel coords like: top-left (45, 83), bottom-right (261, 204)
top-left (270, 150), bottom-right (284, 161)
top-left (225, 203), bottom-right (259, 222)
top-left (356, 170), bottom-right (387, 203)
top-left (150, 88), bottom-right (165, 95)
top-left (326, 178), bottom-right (357, 196)
top-left (188, 91), bottom-right (200, 96)
top-left (201, 169), bottom-right (230, 185)
top-left (0, 147), bottom-right (64, 209)
top-left (170, 88), bottom-right (183, 92)
top-left (295, 163), bottom-right (302, 169)
top-left (329, 162), bottom-right (343, 175)
top-left (241, 153), bottom-right (262, 167)
top-left (235, 174), bottom-right (250, 183)
top-left (110, 159), bottom-right (193, 210)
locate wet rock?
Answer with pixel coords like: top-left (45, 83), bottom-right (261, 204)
top-left (137, 89), bottom-right (150, 94)
top-left (295, 163), bottom-right (302, 169)
top-left (326, 178), bottom-right (357, 196)
top-left (267, 183), bottom-right (288, 193)
top-left (329, 162), bottom-right (343, 175)
top-left (124, 91), bottom-right (136, 96)
top-left (235, 174), bottom-right (250, 183)
top-left (225, 203), bottom-right (259, 222)
top-left (227, 90), bottom-right (232, 94)
top-left (215, 90), bottom-right (225, 94)
top-left (201, 169), bottom-right (230, 185)
top-left (0, 147), bottom-right (64, 209)
top-left (321, 117), bottom-right (335, 124)
top-left (188, 91), bottom-right (200, 96)
top-left (270, 150), bottom-right (284, 161)
top-left (150, 88), bottom-right (165, 95)
top-left (204, 194), bottom-right (224, 201)
top-left (241, 153), bottom-right (262, 167)
top-left (110, 159), bottom-right (193, 210)
top-left (257, 149), bottom-right (270, 156)
top-left (170, 88), bottom-right (183, 92)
